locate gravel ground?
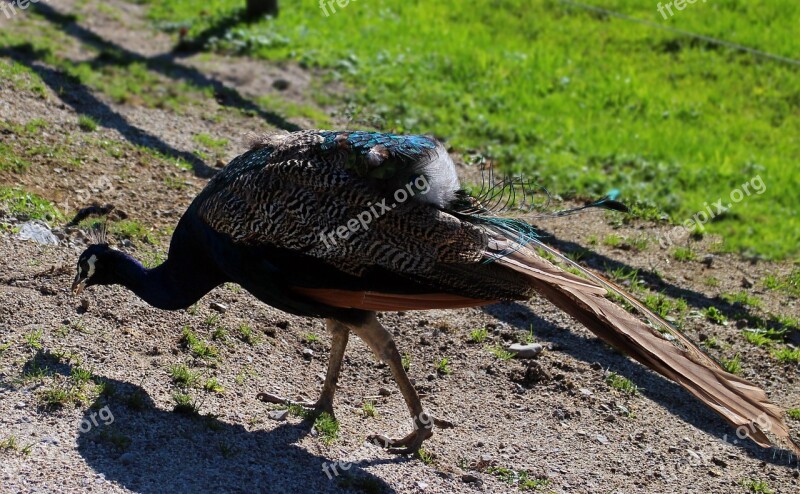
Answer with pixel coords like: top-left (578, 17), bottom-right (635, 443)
top-left (0, 1), bottom-right (798, 493)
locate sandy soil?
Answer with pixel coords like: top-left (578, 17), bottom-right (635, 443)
top-left (0, 1), bottom-right (798, 493)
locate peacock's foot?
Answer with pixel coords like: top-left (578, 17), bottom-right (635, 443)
top-left (256, 392), bottom-right (334, 418)
top-left (367, 413), bottom-right (454, 455)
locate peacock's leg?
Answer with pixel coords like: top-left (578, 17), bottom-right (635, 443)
top-left (347, 313), bottom-right (453, 455)
top-left (257, 319), bottom-right (349, 417)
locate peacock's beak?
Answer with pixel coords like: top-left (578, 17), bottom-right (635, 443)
top-left (72, 273), bottom-right (86, 296)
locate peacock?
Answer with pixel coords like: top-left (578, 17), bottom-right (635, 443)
top-left (72, 130), bottom-right (799, 455)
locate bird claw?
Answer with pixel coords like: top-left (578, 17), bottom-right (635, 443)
top-left (256, 392), bottom-right (334, 417)
top-left (367, 413), bottom-right (453, 454)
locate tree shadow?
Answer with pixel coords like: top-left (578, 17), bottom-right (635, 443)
top-left (32, 2), bottom-right (301, 133)
top-left (0, 44), bottom-right (216, 178)
top-left (15, 351), bottom-right (396, 494)
top-left (482, 302), bottom-right (798, 469)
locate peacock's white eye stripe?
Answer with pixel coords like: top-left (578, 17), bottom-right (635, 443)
top-left (87, 254), bottom-right (97, 278)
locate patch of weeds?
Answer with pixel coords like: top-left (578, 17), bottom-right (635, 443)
top-left (0, 188), bottom-right (61, 221)
top-left (0, 143), bottom-right (32, 173)
top-left (586, 234), bottom-right (599, 246)
top-left (401, 353), bottom-right (411, 371)
top-left (0, 341), bottom-right (11, 355)
top-left (313, 412), bottom-right (339, 445)
top-left (0, 435), bottom-right (34, 456)
top-left (203, 377), bottom-right (224, 393)
top-left (193, 133), bottom-right (228, 157)
top-left (468, 327), bottom-right (488, 344)
top-left (703, 306), bottom-right (728, 325)
top-left (605, 372), bottom-right (639, 396)
top-left (606, 265), bottom-right (641, 291)
top-left (169, 364), bottom-right (200, 387)
top-left (217, 440), bottom-right (238, 458)
top-left (111, 220), bottom-right (152, 243)
top-left (487, 467), bottom-right (551, 491)
top-left (211, 326), bottom-right (228, 341)
top-left (488, 345), bottom-right (514, 361)
top-left (77, 115), bottom-right (98, 132)
top-left (762, 270), bottom-right (800, 298)
top-left (98, 427), bottom-right (132, 451)
top-left (624, 235), bottom-right (650, 252)
top-left (237, 324), bottom-right (259, 345)
top-left (95, 380), bottom-right (116, 398)
top-left (742, 328), bottom-right (785, 347)
top-left (741, 479), bottom-right (774, 494)
top-left (172, 393), bottom-right (200, 415)
top-left (787, 409), bottom-right (800, 420)
top-left (703, 276), bottom-right (720, 287)
top-left (23, 328), bottom-right (43, 350)
top-left (772, 347), bottom-right (800, 363)
top-left (204, 314), bottom-right (220, 328)
top-left (523, 324), bottom-right (536, 344)
top-left (720, 354), bottom-right (742, 375)
top-left (303, 333), bottom-right (319, 344)
top-left (362, 399), bottom-right (377, 418)
top-left (435, 357), bottom-right (451, 375)
top-left (672, 247), bottom-right (697, 262)
top-left (644, 293), bottom-right (688, 319)
top-left (234, 365), bottom-right (256, 386)
top-left (125, 391), bottom-right (146, 411)
top-left (603, 234), bottom-right (623, 248)
top-left (721, 291), bottom-right (762, 308)
top-left (416, 448), bottom-right (435, 465)
top-left (163, 176), bottom-right (187, 190)
top-left (180, 326), bottom-right (218, 359)
top-left (70, 366), bottom-right (93, 385)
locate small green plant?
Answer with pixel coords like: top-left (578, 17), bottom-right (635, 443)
top-left (401, 353), bottom-right (411, 371)
top-left (703, 276), bottom-right (720, 287)
top-left (741, 479), bottom-right (774, 494)
top-left (416, 447), bottom-right (435, 465)
top-left (70, 366), bottom-right (93, 385)
top-left (703, 306), bottom-right (728, 325)
top-left (313, 412), bottom-right (339, 445)
top-left (468, 327), bottom-right (489, 344)
top-left (0, 341), bottom-right (11, 355)
top-left (523, 324), bottom-right (536, 344)
top-left (488, 467), bottom-right (551, 491)
top-left (303, 333), bottom-right (319, 344)
top-left (605, 372), bottom-right (639, 396)
top-left (672, 247), bottom-right (697, 262)
top-left (203, 377), bottom-right (224, 393)
top-left (172, 393), bottom-right (199, 415)
top-left (0, 435), bottom-right (34, 456)
top-left (435, 357), bottom-right (451, 375)
top-left (181, 326), bottom-right (218, 359)
top-left (211, 326), bottom-right (228, 341)
top-left (720, 354), bottom-right (742, 375)
top-left (23, 328), bottom-right (43, 350)
top-left (0, 188), bottom-right (61, 221)
top-left (786, 408), bottom-right (800, 420)
top-left (169, 364), bottom-right (199, 387)
top-left (125, 391), bottom-right (146, 411)
top-left (488, 345), bottom-right (515, 361)
top-left (742, 328), bottom-right (785, 347)
top-left (362, 399), bottom-right (377, 418)
top-left (603, 234), bottom-right (623, 248)
top-left (77, 115), bottom-right (98, 132)
top-left (721, 291), bottom-right (762, 308)
top-left (772, 347), bottom-right (800, 363)
top-left (237, 324), bottom-right (259, 345)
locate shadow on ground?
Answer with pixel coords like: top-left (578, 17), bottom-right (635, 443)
top-left (482, 301), bottom-right (798, 469)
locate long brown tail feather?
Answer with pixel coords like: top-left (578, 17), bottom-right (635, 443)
top-left (494, 237), bottom-right (800, 456)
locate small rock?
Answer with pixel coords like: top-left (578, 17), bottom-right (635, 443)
top-left (210, 302), bottom-right (228, 313)
top-left (708, 467), bottom-right (723, 477)
top-left (17, 221), bottom-right (58, 245)
top-left (741, 276), bottom-right (754, 288)
top-left (579, 388), bottom-right (594, 397)
top-left (507, 343), bottom-right (543, 359)
top-left (378, 387), bottom-right (392, 397)
top-left (15, 402), bottom-right (26, 409)
top-left (604, 414), bottom-right (615, 422)
top-left (416, 481), bottom-right (428, 490)
top-left (711, 457), bottom-right (727, 468)
top-left (268, 410), bottom-right (289, 421)
top-left (272, 79), bottom-right (291, 91)
top-left (461, 473), bottom-right (481, 484)
top-left (302, 348), bottom-right (314, 360)
top-left (80, 298), bottom-right (90, 312)
top-left (596, 434), bottom-right (610, 445)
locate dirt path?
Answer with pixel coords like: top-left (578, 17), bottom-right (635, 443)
top-left (0, 2), bottom-right (798, 493)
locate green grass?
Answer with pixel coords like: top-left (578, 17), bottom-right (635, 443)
top-left (77, 115), bottom-right (98, 132)
top-left (763, 270), bottom-right (800, 298)
top-left (401, 353), bottom-right (411, 371)
top-left (487, 467), bottom-right (551, 491)
top-left (468, 327), bottom-right (489, 344)
top-left (703, 306), bottom-right (728, 325)
top-left (146, 0), bottom-right (800, 259)
top-left (168, 364), bottom-right (200, 387)
top-left (180, 326), bottom-right (219, 359)
top-left (23, 328), bottom-right (43, 350)
top-left (605, 372), bottom-right (639, 396)
top-left (302, 333), bottom-right (319, 344)
top-left (720, 354), bottom-right (742, 375)
top-left (0, 188), bottom-right (61, 221)
top-left (0, 435), bottom-right (34, 456)
top-left (742, 328), bottom-right (786, 347)
top-left (236, 323), bottom-right (259, 345)
top-left (741, 479), bottom-right (774, 494)
top-left (721, 291), bottom-right (762, 308)
top-left (203, 377), bottom-right (224, 393)
top-left (110, 220), bottom-right (152, 243)
top-left (172, 392), bottom-right (200, 415)
top-left (313, 412), bottom-right (339, 445)
top-left (671, 247), bottom-right (697, 262)
top-left (643, 293), bottom-right (688, 319)
top-left (787, 409), bottom-right (800, 420)
top-left (772, 347), bottom-right (800, 363)
top-left (361, 399), bottom-right (377, 418)
top-left (487, 345), bottom-right (515, 361)
top-left (435, 357), bottom-right (451, 375)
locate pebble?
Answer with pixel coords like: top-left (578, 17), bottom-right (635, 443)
top-left (302, 348), bottom-right (314, 359)
top-left (507, 343), bottom-right (543, 359)
top-left (461, 473), bottom-right (481, 484)
top-left (416, 481), bottom-right (428, 490)
top-left (268, 410), bottom-right (289, 421)
top-left (210, 302), bottom-right (228, 313)
top-left (596, 434), bottom-right (610, 445)
top-left (118, 452), bottom-right (135, 465)
top-left (579, 388), bottom-right (593, 397)
top-left (378, 387), bottom-right (392, 397)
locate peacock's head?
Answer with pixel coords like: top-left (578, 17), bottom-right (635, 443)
top-left (72, 244), bottom-right (116, 295)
